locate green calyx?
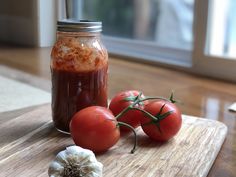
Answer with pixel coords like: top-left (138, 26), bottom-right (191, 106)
top-left (123, 92), bottom-right (142, 102)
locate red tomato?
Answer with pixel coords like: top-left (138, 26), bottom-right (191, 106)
top-left (140, 101), bottom-right (182, 141)
top-left (70, 106), bottom-right (120, 153)
top-left (109, 90), bottom-right (145, 131)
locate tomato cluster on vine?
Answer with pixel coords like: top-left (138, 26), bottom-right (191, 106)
top-left (70, 90), bottom-right (182, 154)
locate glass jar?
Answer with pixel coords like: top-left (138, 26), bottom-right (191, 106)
top-left (51, 20), bottom-right (108, 133)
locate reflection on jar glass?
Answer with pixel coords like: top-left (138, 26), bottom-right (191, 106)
top-left (51, 20), bottom-right (108, 133)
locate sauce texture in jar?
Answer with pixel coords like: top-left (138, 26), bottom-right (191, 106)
top-left (51, 21), bottom-right (108, 133)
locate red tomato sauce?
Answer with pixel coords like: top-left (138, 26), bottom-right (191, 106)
top-left (51, 65), bottom-right (108, 132)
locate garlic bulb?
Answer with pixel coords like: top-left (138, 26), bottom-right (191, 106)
top-left (48, 146), bottom-right (103, 177)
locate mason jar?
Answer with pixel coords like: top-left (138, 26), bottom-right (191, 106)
top-left (51, 20), bottom-right (108, 133)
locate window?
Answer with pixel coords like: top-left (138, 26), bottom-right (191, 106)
top-left (193, 0), bottom-right (236, 81)
top-left (83, 0), bottom-right (193, 50)
top-left (206, 0), bottom-right (236, 58)
top-left (58, 0), bottom-right (236, 82)
top-left (81, 0), bottom-right (195, 67)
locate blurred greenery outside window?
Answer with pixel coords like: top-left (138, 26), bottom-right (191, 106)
top-left (81, 0), bottom-right (193, 50)
top-left (83, 1), bottom-right (159, 41)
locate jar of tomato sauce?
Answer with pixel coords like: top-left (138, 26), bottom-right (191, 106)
top-left (51, 20), bottom-right (108, 133)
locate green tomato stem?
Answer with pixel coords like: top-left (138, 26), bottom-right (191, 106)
top-left (113, 92), bottom-right (178, 153)
top-left (115, 105), bottom-right (132, 120)
top-left (115, 94), bottom-right (171, 121)
top-left (140, 96), bottom-right (171, 102)
top-left (117, 121), bottom-right (137, 154)
top-left (130, 107), bottom-right (158, 121)
top-left (116, 99), bottom-right (140, 120)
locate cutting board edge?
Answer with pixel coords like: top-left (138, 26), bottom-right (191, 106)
top-left (201, 125), bottom-right (228, 177)
top-left (182, 114), bottom-right (228, 129)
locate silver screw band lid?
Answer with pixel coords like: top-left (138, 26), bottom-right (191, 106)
top-left (57, 20), bottom-right (102, 33)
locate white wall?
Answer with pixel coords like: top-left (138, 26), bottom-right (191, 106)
top-left (0, 0), bottom-right (56, 47)
top-left (38, 0), bottom-right (57, 47)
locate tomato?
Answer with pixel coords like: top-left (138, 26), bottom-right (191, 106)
top-left (70, 106), bottom-right (120, 153)
top-left (109, 90), bottom-right (145, 131)
top-left (140, 100), bottom-right (182, 141)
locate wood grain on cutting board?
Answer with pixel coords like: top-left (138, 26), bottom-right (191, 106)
top-left (0, 104), bottom-right (227, 177)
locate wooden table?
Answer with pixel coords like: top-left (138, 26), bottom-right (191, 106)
top-left (0, 46), bottom-right (236, 176)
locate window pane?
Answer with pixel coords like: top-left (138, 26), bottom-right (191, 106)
top-left (82, 0), bottom-right (194, 50)
top-left (207, 0), bottom-right (236, 58)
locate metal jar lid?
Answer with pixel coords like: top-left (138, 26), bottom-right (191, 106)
top-left (57, 20), bottom-right (102, 33)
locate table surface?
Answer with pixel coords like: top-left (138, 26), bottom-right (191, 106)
top-left (0, 46), bottom-right (236, 177)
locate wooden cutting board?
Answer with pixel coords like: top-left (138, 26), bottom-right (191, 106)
top-left (0, 104), bottom-right (227, 177)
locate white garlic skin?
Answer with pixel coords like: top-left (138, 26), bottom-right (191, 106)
top-left (48, 146), bottom-right (103, 177)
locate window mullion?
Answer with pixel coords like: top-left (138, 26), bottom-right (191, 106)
top-left (192, 0), bottom-right (210, 68)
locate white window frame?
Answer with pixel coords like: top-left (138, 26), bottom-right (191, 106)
top-left (192, 0), bottom-right (236, 82)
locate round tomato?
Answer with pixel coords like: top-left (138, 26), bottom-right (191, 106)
top-left (70, 106), bottom-right (120, 153)
top-left (109, 90), bottom-right (145, 131)
top-left (140, 100), bottom-right (182, 141)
